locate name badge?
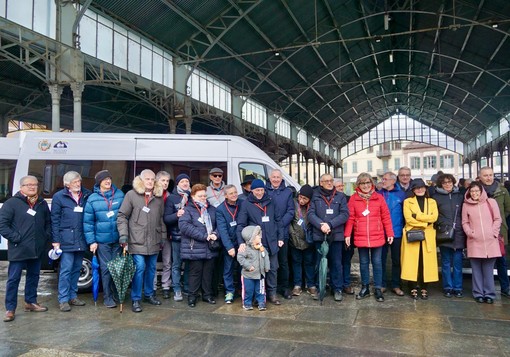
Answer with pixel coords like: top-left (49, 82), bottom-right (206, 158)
top-left (74, 206), bottom-right (83, 213)
top-left (142, 206), bottom-right (150, 213)
top-left (27, 208), bottom-right (36, 216)
top-left (230, 221), bottom-right (237, 227)
top-left (198, 217), bottom-right (204, 224)
top-left (106, 211), bottom-right (114, 218)
top-left (262, 216), bottom-right (270, 222)
top-left (362, 209), bottom-right (370, 216)
top-left (326, 208), bottom-right (334, 215)
top-left (297, 218), bottom-right (303, 226)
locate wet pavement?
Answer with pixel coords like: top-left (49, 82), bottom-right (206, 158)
top-left (0, 261), bottom-right (509, 357)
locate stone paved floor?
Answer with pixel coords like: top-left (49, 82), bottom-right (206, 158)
top-left (0, 261), bottom-right (509, 357)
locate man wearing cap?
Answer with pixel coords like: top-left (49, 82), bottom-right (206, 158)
top-left (117, 169), bottom-right (166, 313)
top-left (164, 173), bottom-right (191, 301)
top-left (84, 170), bottom-right (125, 308)
top-left (206, 167), bottom-right (226, 207)
top-left (237, 178), bottom-right (283, 305)
top-left (288, 184), bottom-right (317, 298)
top-left (265, 169), bottom-right (295, 300)
top-left (0, 175), bottom-right (51, 322)
top-left (238, 174), bottom-right (256, 201)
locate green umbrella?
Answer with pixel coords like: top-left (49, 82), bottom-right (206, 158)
top-left (107, 247), bottom-right (135, 313)
top-left (317, 235), bottom-right (330, 305)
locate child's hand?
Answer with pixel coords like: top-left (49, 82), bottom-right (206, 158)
top-left (259, 246), bottom-right (265, 252)
top-left (249, 266), bottom-right (255, 272)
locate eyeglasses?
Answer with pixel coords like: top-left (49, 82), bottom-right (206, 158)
top-left (470, 189), bottom-right (481, 193)
top-left (22, 184), bottom-right (38, 187)
top-left (381, 178), bottom-right (393, 181)
top-left (321, 180), bottom-right (333, 184)
top-left (212, 174), bottom-right (223, 178)
top-left (399, 174), bottom-right (411, 177)
top-left (359, 181), bottom-right (372, 185)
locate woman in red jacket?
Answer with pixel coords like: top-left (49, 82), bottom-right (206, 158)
top-left (345, 173), bottom-right (394, 302)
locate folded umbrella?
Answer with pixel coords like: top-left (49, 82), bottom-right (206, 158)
top-left (92, 254), bottom-right (100, 306)
top-left (107, 247), bottom-right (135, 313)
top-left (317, 235), bottom-right (330, 306)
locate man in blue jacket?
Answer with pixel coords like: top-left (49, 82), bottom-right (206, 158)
top-left (237, 179), bottom-right (283, 305)
top-left (51, 171), bottom-right (91, 312)
top-left (378, 172), bottom-right (406, 296)
top-left (265, 169), bottom-right (295, 300)
top-left (0, 175), bottom-right (51, 322)
top-left (216, 184), bottom-right (242, 304)
top-left (308, 173), bottom-right (349, 302)
top-left (83, 170), bottom-right (125, 308)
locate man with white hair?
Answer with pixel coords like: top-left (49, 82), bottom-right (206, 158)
top-left (117, 169), bottom-right (167, 313)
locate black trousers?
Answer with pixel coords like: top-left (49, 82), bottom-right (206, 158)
top-left (187, 259), bottom-right (215, 299)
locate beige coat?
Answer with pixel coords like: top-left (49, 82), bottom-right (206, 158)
top-left (401, 196), bottom-right (439, 283)
top-left (117, 176), bottom-right (166, 255)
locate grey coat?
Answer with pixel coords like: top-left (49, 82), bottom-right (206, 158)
top-left (117, 176), bottom-right (166, 255)
top-left (237, 245), bottom-right (270, 279)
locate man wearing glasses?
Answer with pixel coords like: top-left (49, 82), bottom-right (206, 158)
top-left (397, 167), bottom-right (413, 197)
top-left (0, 176), bottom-right (51, 322)
top-left (206, 168), bottom-right (226, 208)
top-left (308, 173), bottom-right (349, 302)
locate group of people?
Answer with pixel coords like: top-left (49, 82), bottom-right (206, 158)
top-left (0, 164), bottom-right (509, 322)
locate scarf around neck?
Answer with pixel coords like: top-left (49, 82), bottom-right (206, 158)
top-left (482, 181), bottom-right (498, 197)
top-left (195, 200), bottom-right (213, 234)
top-left (176, 186), bottom-right (189, 208)
top-left (356, 187), bottom-right (374, 201)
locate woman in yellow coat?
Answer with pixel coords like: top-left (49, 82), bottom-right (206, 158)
top-left (401, 179), bottom-right (439, 299)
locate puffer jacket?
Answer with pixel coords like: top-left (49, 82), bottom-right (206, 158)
top-left (0, 192), bottom-right (51, 261)
top-left (344, 189), bottom-right (394, 248)
top-left (462, 189), bottom-right (502, 259)
top-left (163, 187), bottom-right (190, 242)
top-left (432, 187), bottom-right (466, 249)
top-left (265, 180), bottom-right (295, 242)
top-left (308, 188), bottom-right (349, 242)
top-left (51, 187), bottom-right (91, 252)
top-left (117, 176), bottom-right (166, 255)
top-left (83, 184), bottom-right (124, 245)
top-left (179, 200), bottom-right (219, 260)
top-left (377, 185), bottom-right (406, 238)
top-left (236, 192), bottom-right (282, 256)
top-left (216, 199), bottom-right (242, 251)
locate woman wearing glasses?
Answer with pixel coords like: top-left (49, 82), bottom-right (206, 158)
top-left (401, 179), bottom-right (439, 300)
top-left (344, 173), bottom-right (394, 302)
top-left (462, 181), bottom-right (502, 303)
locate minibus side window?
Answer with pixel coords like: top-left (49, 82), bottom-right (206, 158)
top-left (0, 159), bottom-right (16, 203)
top-left (238, 162), bottom-right (267, 183)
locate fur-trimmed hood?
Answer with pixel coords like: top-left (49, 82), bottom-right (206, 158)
top-left (132, 175), bottom-right (164, 197)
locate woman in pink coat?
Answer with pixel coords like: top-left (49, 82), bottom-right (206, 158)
top-left (462, 181), bottom-right (502, 304)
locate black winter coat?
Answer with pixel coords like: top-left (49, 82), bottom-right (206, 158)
top-left (0, 192), bottom-right (51, 261)
top-left (431, 187), bottom-right (466, 249)
top-left (164, 188), bottom-right (189, 242)
top-left (265, 181), bottom-right (295, 242)
top-left (308, 189), bottom-right (349, 242)
top-left (236, 192), bottom-right (282, 256)
top-left (179, 200), bottom-right (219, 260)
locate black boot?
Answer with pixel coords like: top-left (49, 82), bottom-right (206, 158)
top-left (374, 288), bottom-right (384, 302)
top-left (188, 295), bottom-right (196, 308)
top-left (131, 300), bottom-right (142, 313)
top-left (356, 285), bottom-right (370, 300)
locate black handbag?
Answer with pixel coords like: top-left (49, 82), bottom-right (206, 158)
top-left (407, 229), bottom-right (425, 242)
top-left (435, 204), bottom-right (459, 245)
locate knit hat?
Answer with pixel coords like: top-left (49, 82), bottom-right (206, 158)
top-left (409, 178), bottom-right (427, 191)
top-left (250, 179), bottom-right (265, 190)
top-left (209, 167), bottom-right (223, 174)
top-left (175, 173), bottom-right (190, 185)
top-left (298, 184), bottom-right (314, 200)
top-left (95, 170), bottom-right (112, 186)
top-left (241, 225), bottom-right (262, 244)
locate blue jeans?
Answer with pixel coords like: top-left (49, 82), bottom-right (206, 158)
top-left (496, 253), bottom-right (509, 293)
top-left (382, 238), bottom-right (402, 288)
top-left (242, 276), bottom-right (266, 308)
top-left (131, 254), bottom-right (158, 301)
top-left (223, 249), bottom-right (239, 295)
top-left (58, 251), bottom-right (84, 303)
top-left (171, 241), bottom-right (183, 292)
top-left (97, 242), bottom-right (120, 305)
top-left (439, 246), bottom-right (463, 291)
top-left (290, 246), bottom-right (316, 288)
top-left (358, 246), bottom-right (383, 288)
top-left (342, 244), bottom-right (355, 288)
top-left (5, 258), bottom-right (41, 311)
top-left (315, 241), bottom-right (343, 291)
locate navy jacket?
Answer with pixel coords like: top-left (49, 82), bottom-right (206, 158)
top-left (179, 200), bottom-right (219, 260)
top-left (265, 180), bottom-right (295, 242)
top-left (431, 187), bottom-right (466, 249)
top-left (216, 199), bottom-right (243, 251)
top-left (51, 187), bottom-right (91, 252)
top-left (377, 185), bottom-right (406, 238)
top-left (83, 184), bottom-right (125, 245)
top-left (0, 192), bottom-right (51, 261)
top-left (164, 188), bottom-right (189, 242)
top-left (308, 188), bottom-right (349, 242)
top-left (236, 192), bottom-right (281, 256)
